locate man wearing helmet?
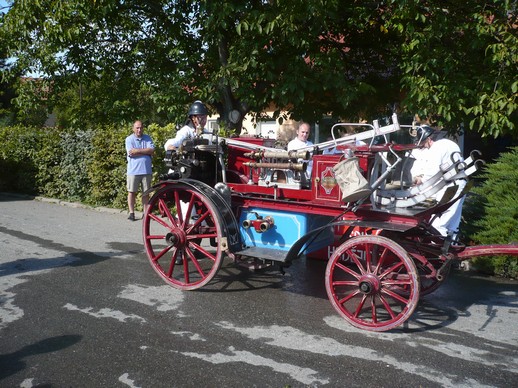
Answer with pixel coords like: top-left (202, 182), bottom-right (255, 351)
top-left (164, 100), bottom-right (210, 151)
top-left (411, 126), bottom-right (466, 238)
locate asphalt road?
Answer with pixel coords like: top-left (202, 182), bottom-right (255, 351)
top-left (1, 192), bottom-right (517, 387)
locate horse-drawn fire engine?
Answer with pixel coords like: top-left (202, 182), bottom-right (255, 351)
top-left (141, 114), bottom-right (518, 332)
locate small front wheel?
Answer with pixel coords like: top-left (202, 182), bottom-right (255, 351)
top-left (325, 235), bottom-right (420, 331)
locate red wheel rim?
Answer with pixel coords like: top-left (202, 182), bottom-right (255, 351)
top-left (142, 185), bottom-right (224, 290)
top-left (325, 235), bottom-right (420, 331)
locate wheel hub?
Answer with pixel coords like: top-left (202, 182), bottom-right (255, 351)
top-left (165, 228), bottom-right (186, 248)
top-left (358, 274), bottom-right (380, 295)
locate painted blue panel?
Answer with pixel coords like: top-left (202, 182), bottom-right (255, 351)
top-left (239, 208), bottom-right (333, 253)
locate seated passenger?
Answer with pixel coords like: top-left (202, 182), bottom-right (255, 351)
top-left (411, 126), bottom-right (466, 238)
top-left (287, 122), bottom-right (313, 178)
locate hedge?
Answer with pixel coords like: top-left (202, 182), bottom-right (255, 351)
top-left (461, 146), bottom-right (518, 278)
top-left (0, 123), bottom-right (175, 210)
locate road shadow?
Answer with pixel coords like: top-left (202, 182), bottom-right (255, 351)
top-left (195, 255), bottom-right (518, 333)
top-left (0, 335), bottom-right (82, 381)
top-left (0, 225), bottom-right (149, 277)
top-left (198, 258), bottom-right (287, 293)
top-left (0, 251), bottom-right (121, 278)
top-left (387, 271), bottom-right (518, 333)
top-left (0, 192), bottom-right (36, 202)
top-left (107, 241), bottom-right (146, 256)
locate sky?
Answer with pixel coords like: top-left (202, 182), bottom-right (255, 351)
top-left (0, 0), bottom-right (10, 15)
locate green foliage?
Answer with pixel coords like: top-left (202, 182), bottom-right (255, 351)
top-left (0, 124), bottom-right (41, 193)
top-left (13, 78), bottom-right (50, 126)
top-left (58, 129), bottom-right (94, 201)
top-left (3, 1), bottom-right (515, 137)
top-left (35, 126), bottom-right (64, 197)
top-left (388, 0), bottom-right (517, 136)
top-left (0, 17), bottom-right (17, 125)
top-left (52, 81), bottom-right (173, 128)
top-left (0, 123), bottom-right (174, 210)
top-left (465, 147), bottom-right (518, 278)
top-left (88, 124), bottom-right (128, 208)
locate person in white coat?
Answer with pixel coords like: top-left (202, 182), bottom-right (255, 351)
top-left (287, 122), bottom-right (313, 179)
top-left (411, 126), bottom-right (466, 238)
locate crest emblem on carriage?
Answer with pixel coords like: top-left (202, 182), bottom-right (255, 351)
top-left (321, 167), bottom-right (337, 194)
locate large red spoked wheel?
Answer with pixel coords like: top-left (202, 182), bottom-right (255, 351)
top-left (143, 184), bottom-right (224, 290)
top-left (325, 235), bottom-right (420, 331)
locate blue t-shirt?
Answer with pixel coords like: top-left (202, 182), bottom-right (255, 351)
top-left (125, 134), bottom-right (154, 175)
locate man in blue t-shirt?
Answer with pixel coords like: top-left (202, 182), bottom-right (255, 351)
top-left (125, 120), bottom-right (155, 221)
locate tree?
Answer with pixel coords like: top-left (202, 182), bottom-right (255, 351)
top-left (385, 0), bottom-right (517, 136)
top-left (0, 0), bottom-right (516, 136)
top-left (0, 11), bottom-right (17, 125)
top-left (0, 57), bottom-right (17, 125)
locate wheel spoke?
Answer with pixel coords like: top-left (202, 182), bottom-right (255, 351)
top-left (382, 280), bottom-right (413, 295)
top-left (185, 248), bottom-right (207, 278)
top-left (337, 288), bottom-right (361, 305)
top-left (181, 252), bottom-right (190, 284)
top-left (181, 196), bottom-right (195, 229)
top-left (373, 247), bottom-right (390, 274)
top-left (382, 277), bottom-right (413, 287)
top-left (332, 280), bottom-right (359, 287)
top-left (335, 261), bottom-right (361, 280)
top-left (151, 244), bottom-right (173, 263)
top-left (149, 212), bottom-right (171, 230)
top-left (173, 190), bottom-right (184, 226)
top-left (370, 295), bottom-right (377, 323)
top-left (353, 294), bottom-right (368, 318)
top-left (185, 210), bottom-right (211, 234)
top-left (378, 294), bottom-right (397, 319)
top-left (378, 261), bottom-right (404, 279)
top-left (347, 247), bottom-right (367, 275)
top-left (166, 249), bottom-right (180, 277)
top-left (158, 198), bottom-right (177, 227)
top-left (146, 233), bottom-right (167, 241)
top-left (382, 287), bottom-right (411, 305)
top-left (189, 241), bottom-right (216, 263)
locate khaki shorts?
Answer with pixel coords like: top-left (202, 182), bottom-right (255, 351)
top-left (127, 174), bottom-right (152, 193)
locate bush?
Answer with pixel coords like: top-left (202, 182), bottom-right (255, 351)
top-left (59, 129), bottom-right (95, 201)
top-left (36, 127), bottom-right (65, 198)
top-left (0, 125), bottom-right (42, 193)
top-left (87, 124), bottom-right (128, 208)
top-left (0, 122), bottom-right (176, 210)
top-left (464, 146), bottom-right (518, 278)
